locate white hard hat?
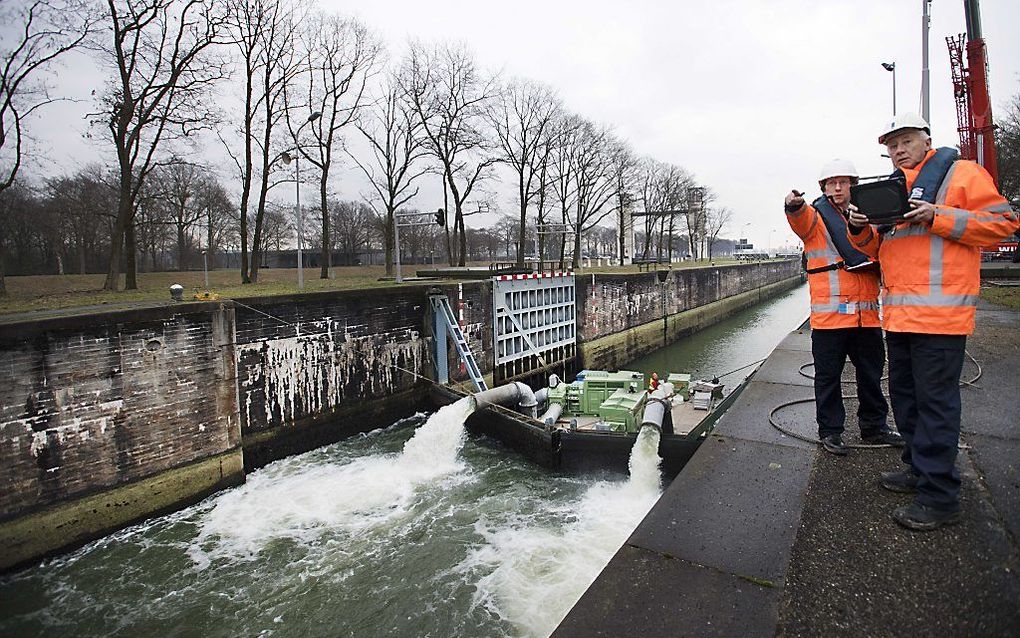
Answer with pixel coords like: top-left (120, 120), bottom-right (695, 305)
top-left (878, 112), bottom-right (930, 144)
top-left (818, 158), bottom-right (859, 187)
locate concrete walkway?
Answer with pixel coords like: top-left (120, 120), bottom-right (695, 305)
top-left (553, 303), bottom-right (1020, 637)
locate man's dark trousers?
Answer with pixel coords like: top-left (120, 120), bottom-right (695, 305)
top-left (886, 331), bottom-right (966, 511)
top-left (812, 327), bottom-right (888, 438)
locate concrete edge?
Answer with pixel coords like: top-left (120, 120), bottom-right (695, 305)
top-left (0, 448), bottom-right (244, 573)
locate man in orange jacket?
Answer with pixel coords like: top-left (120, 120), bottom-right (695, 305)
top-left (784, 159), bottom-right (900, 456)
top-left (848, 112), bottom-right (1020, 531)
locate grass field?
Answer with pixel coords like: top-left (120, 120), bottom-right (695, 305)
top-left (0, 267), bottom-right (406, 316)
top-left (0, 257), bottom-right (758, 317)
top-left (981, 283), bottom-right (1020, 310)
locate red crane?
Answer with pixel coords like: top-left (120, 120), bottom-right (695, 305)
top-left (946, 0), bottom-right (998, 185)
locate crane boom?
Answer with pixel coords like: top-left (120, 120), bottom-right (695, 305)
top-left (946, 0), bottom-right (998, 184)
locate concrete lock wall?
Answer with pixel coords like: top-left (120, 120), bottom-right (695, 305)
top-left (0, 263), bottom-right (797, 570)
top-left (577, 261), bottom-right (802, 371)
top-left (234, 282), bottom-right (492, 470)
top-left (0, 303), bottom-right (244, 572)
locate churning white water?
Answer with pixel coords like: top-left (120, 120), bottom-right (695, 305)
top-left (457, 425), bottom-right (663, 638)
top-left (190, 397), bottom-right (475, 563)
top-left (0, 397), bottom-right (665, 638)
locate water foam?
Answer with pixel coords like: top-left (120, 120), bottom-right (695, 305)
top-left (459, 425), bottom-right (663, 638)
top-left (189, 398), bottom-right (475, 563)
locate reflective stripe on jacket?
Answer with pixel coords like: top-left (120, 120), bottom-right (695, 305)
top-left (848, 149), bottom-right (1020, 335)
top-left (786, 201), bottom-right (881, 329)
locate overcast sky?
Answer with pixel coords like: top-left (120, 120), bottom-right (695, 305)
top-left (23, 0), bottom-right (1020, 252)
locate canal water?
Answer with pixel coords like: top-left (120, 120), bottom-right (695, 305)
top-left (0, 283), bottom-right (807, 638)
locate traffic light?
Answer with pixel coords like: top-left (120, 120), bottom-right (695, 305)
top-left (435, 208), bottom-right (446, 226)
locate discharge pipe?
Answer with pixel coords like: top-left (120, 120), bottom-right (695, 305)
top-left (539, 402), bottom-right (564, 426)
top-left (640, 383), bottom-right (675, 433)
top-left (471, 381), bottom-right (539, 419)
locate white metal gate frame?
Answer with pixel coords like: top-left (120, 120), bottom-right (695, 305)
top-left (492, 272), bottom-right (576, 369)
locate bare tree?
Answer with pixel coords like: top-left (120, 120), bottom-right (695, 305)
top-left (661, 165), bottom-right (695, 261)
top-left (704, 204), bottom-right (733, 261)
top-left (403, 42), bottom-right (498, 266)
top-left (349, 72), bottom-right (430, 276)
top-left (287, 11), bottom-right (381, 279)
top-left (45, 165), bottom-right (118, 274)
top-left (0, 0), bottom-right (95, 293)
top-left (569, 121), bottom-right (618, 268)
top-left (488, 77), bottom-right (560, 266)
top-left (686, 185), bottom-right (713, 260)
top-left (153, 161), bottom-right (208, 270)
top-left (997, 91), bottom-right (1020, 205)
top-left (608, 141), bottom-right (637, 265)
top-left (93, 0), bottom-right (229, 291)
top-left (223, 0), bottom-right (301, 284)
top-left (636, 157), bottom-right (663, 259)
top-left (329, 198), bottom-right (375, 265)
top-left (261, 202), bottom-right (292, 255)
top-left (548, 113), bottom-right (581, 267)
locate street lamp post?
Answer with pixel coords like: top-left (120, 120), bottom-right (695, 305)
top-left (881, 61), bottom-right (897, 115)
top-left (280, 110), bottom-right (321, 290)
top-left (202, 250), bottom-right (209, 288)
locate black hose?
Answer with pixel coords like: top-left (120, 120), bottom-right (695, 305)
top-left (770, 351), bottom-right (983, 449)
top-left (713, 357), bottom-right (768, 380)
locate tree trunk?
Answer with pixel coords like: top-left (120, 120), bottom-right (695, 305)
top-left (385, 206), bottom-right (394, 276)
top-left (125, 220), bottom-right (137, 289)
top-left (516, 181), bottom-right (526, 267)
top-left (207, 211), bottom-right (215, 269)
top-left (457, 205), bottom-right (466, 267)
top-left (0, 243), bottom-right (6, 296)
top-left (571, 226), bottom-right (581, 269)
top-left (103, 192), bottom-right (132, 291)
top-left (178, 222), bottom-right (187, 271)
top-left (319, 171), bottom-right (330, 279)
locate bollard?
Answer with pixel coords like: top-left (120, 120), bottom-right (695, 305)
top-left (170, 284), bottom-right (184, 302)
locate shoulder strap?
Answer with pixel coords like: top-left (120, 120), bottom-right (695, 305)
top-left (812, 196), bottom-right (873, 269)
top-left (894, 147), bottom-right (959, 203)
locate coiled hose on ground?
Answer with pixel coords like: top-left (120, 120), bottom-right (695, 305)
top-left (767, 351), bottom-right (983, 449)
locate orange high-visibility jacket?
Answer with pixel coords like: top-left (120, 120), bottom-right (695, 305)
top-left (786, 202), bottom-right (881, 329)
top-left (849, 150), bottom-right (1019, 335)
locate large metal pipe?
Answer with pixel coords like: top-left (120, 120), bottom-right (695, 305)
top-left (471, 381), bottom-right (538, 418)
top-left (535, 387), bottom-right (549, 406)
top-left (640, 383), bottom-right (675, 432)
top-left (539, 402), bottom-right (564, 426)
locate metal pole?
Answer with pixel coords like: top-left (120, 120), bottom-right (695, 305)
top-left (296, 155), bottom-right (304, 289)
top-left (920, 0), bottom-right (930, 122)
top-left (203, 251), bottom-right (208, 288)
top-left (892, 65), bottom-right (897, 115)
top-left (394, 216), bottom-right (402, 283)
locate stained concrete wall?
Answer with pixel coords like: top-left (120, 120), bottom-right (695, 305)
top-left (577, 261), bottom-right (802, 370)
top-left (233, 282), bottom-right (492, 469)
top-left (0, 303), bottom-right (244, 571)
top-left (578, 260), bottom-right (800, 341)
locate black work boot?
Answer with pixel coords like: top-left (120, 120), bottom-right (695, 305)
top-left (820, 434), bottom-right (849, 456)
top-left (880, 469), bottom-right (919, 494)
top-left (892, 502), bottom-right (960, 531)
top-left (862, 429), bottom-right (906, 447)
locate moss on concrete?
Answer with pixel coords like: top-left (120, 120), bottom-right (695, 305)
top-left (0, 449), bottom-right (244, 573)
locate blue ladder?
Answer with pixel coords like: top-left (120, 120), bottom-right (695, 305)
top-left (429, 294), bottom-right (488, 392)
